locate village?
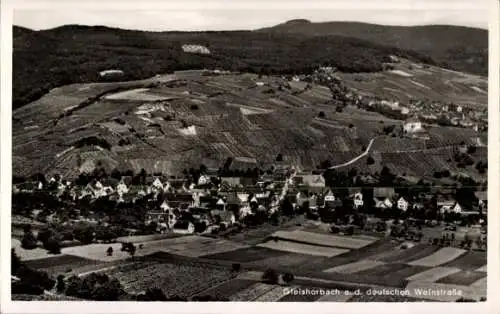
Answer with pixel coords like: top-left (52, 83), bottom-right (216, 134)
top-left (12, 160), bottom-right (487, 248)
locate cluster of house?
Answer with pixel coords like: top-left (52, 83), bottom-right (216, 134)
top-left (13, 167), bottom-right (487, 234)
top-left (362, 96), bottom-right (487, 133)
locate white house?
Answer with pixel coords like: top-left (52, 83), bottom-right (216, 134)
top-left (397, 197), bottom-right (409, 211)
top-left (197, 175), bottom-right (211, 186)
top-left (151, 178), bottom-right (164, 191)
top-left (452, 203), bottom-right (462, 214)
top-left (160, 201), bottom-right (171, 213)
top-left (216, 198), bottom-right (226, 211)
top-left (116, 180), bottom-right (129, 196)
top-left (181, 44), bottom-right (211, 55)
top-left (323, 190), bottom-right (336, 207)
top-left (353, 192), bottom-right (364, 208)
top-left (404, 117), bottom-right (423, 133)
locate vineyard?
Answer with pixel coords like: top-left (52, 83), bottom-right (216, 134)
top-left (101, 261), bottom-right (235, 297)
top-left (12, 68), bottom-right (487, 179)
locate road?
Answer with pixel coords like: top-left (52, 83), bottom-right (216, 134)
top-left (328, 138), bottom-right (376, 170)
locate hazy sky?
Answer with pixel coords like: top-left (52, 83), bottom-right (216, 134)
top-left (12, 0), bottom-right (489, 31)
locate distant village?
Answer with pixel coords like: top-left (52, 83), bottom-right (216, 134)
top-left (292, 61), bottom-right (488, 134)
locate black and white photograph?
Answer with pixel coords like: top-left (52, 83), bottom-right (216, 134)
top-left (1, 0), bottom-right (497, 311)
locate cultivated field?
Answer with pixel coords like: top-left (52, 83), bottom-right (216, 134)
top-left (101, 261), bottom-right (235, 297)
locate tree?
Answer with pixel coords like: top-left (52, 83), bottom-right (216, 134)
top-left (56, 275), bottom-right (66, 293)
top-left (281, 273), bottom-right (295, 284)
top-left (232, 263), bottom-right (242, 273)
top-left (318, 111), bottom-right (326, 118)
top-left (107, 247), bottom-right (114, 256)
top-left (141, 288), bottom-right (168, 301)
top-left (366, 156), bottom-right (375, 165)
top-left (90, 278), bottom-right (123, 301)
top-left (21, 227), bottom-right (38, 250)
top-left (280, 198), bottom-right (295, 216)
top-left (276, 153), bottom-right (283, 162)
top-left (74, 226), bottom-right (95, 244)
top-left (262, 269), bottom-right (279, 284)
top-left (46, 237), bottom-right (62, 254)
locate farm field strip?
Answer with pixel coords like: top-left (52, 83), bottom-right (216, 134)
top-left (436, 270), bottom-right (487, 286)
top-left (23, 254), bottom-right (104, 274)
top-left (406, 267), bottom-right (462, 282)
top-left (299, 240), bottom-right (398, 271)
top-left (270, 230), bottom-right (375, 249)
top-left (475, 265), bottom-right (487, 272)
top-left (369, 244), bottom-right (441, 263)
top-left (324, 260), bottom-right (386, 274)
top-left (229, 283), bottom-right (276, 301)
top-left (257, 240), bottom-right (349, 257)
top-left (201, 246), bottom-right (288, 262)
top-left (440, 251), bottom-right (487, 270)
top-left (354, 263), bottom-right (425, 278)
top-left (408, 247), bottom-right (467, 267)
top-left (244, 253), bottom-right (326, 269)
top-left (470, 277), bottom-right (487, 288)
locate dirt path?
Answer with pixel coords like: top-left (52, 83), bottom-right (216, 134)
top-left (328, 137), bottom-right (376, 170)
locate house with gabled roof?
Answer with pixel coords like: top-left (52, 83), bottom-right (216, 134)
top-left (197, 174), bottom-right (211, 186)
top-left (352, 192), bottom-right (364, 209)
top-left (397, 197), bottom-right (409, 211)
top-left (116, 180), bottom-right (129, 196)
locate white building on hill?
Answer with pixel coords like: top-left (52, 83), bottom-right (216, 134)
top-left (182, 44), bottom-right (211, 55)
top-left (404, 116), bottom-right (423, 133)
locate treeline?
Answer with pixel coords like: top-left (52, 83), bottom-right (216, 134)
top-left (13, 25), bottom-right (437, 109)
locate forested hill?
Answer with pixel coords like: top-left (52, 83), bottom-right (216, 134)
top-left (259, 21), bottom-right (488, 76)
top-left (13, 24), bottom-right (435, 109)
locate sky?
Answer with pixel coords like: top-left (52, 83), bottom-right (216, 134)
top-left (12, 0), bottom-right (489, 31)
